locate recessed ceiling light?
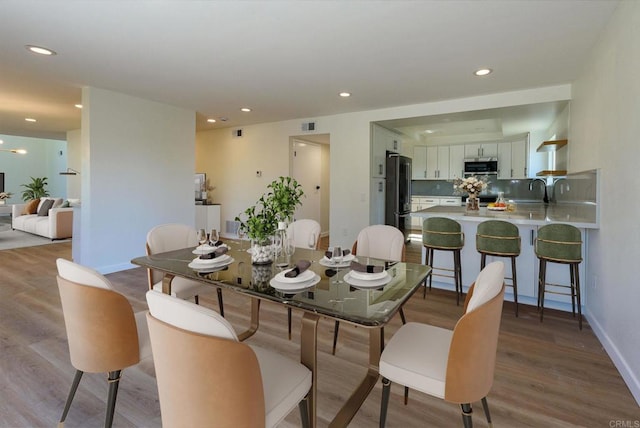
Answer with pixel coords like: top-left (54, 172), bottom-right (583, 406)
top-left (25, 118), bottom-right (37, 122)
top-left (26, 45), bottom-right (57, 56)
top-left (74, 104), bottom-right (83, 109)
top-left (207, 118), bottom-right (216, 123)
top-left (240, 108), bottom-right (251, 112)
top-left (474, 68), bottom-right (492, 76)
top-left (424, 129), bottom-right (435, 134)
top-left (339, 92), bottom-right (351, 97)
top-left (0, 140), bottom-right (3, 144)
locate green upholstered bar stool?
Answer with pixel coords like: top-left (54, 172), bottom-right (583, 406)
top-left (422, 217), bottom-right (465, 305)
top-left (476, 220), bottom-right (521, 316)
top-left (535, 224), bottom-right (583, 330)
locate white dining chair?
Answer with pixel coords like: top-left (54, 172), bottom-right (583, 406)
top-left (379, 261), bottom-right (505, 428)
top-left (332, 224), bottom-right (406, 355)
top-left (146, 223), bottom-right (224, 315)
top-left (146, 290), bottom-right (312, 428)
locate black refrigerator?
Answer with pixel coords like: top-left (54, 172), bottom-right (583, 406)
top-left (385, 152), bottom-right (412, 242)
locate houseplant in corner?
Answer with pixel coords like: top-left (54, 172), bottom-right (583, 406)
top-left (20, 176), bottom-right (49, 201)
top-left (235, 176), bottom-right (304, 265)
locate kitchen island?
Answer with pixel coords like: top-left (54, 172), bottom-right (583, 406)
top-left (412, 202), bottom-right (598, 313)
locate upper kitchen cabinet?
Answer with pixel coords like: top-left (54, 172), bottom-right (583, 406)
top-left (426, 146), bottom-right (450, 179)
top-left (465, 143), bottom-right (498, 158)
top-left (498, 135), bottom-right (529, 179)
top-left (449, 145), bottom-right (465, 179)
top-left (371, 124), bottom-right (403, 178)
top-left (412, 146), bottom-right (427, 179)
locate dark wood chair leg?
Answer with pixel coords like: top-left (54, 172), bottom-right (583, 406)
top-left (481, 397), bottom-right (492, 426)
top-left (380, 378), bottom-right (391, 428)
top-left (59, 369), bottom-right (83, 425)
top-left (404, 386), bottom-right (409, 405)
top-left (217, 287), bottom-right (224, 317)
top-left (194, 295), bottom-right (199, 305)
top-left (299, 396), bottom-right (310, 428)
top-left (332, 320), bottom-right (340, 355)
top-left (105, 370), bottom-right (122, 428)
top-left (460, 403), bottom-right (473, 428)
top-left (399, 307), bottom-right (406, 324)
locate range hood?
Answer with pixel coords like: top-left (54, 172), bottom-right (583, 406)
top-left (536, 139), bottom-right (568, 177)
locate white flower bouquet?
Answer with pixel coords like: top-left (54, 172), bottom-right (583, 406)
top-left (453, 175), bottom-right (488, 196)
top-left (0, 192), bottom-right (12, 200)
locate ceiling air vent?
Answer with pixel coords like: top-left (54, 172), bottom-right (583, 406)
top-left (302, 122), bottom-right (315, 131)
top-left (232, 129), bottom-right (243, 138)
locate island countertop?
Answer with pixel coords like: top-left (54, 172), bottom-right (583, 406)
top-left (413, 202), bottom-right (598, 229)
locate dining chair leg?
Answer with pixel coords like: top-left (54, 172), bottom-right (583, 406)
top-left (288, 307), bottom-right (293, 340)
top-left (460, 403), bottom-right (473, 428)
top-left (105, 370), bottom-right (122, 428)
top-left (403, 386), bottom-right (409, 405)
top-left (216, 288), bottom-right (224, 317)
top-left (298, 396), bottom-right (310, 428)
top-left (379, 378), bottom-right (391, 428)
top-left (399, 307), bottom-right (406, 324)
top-left (59, 369), bottom-right (83, 425)
top-left (194, 295), bottom-right (199, 305)
top-left (481, 396), bottom-right (492, 426)
top-left (332, 321), bottom-right (340, 355)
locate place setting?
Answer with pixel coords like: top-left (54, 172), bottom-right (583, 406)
top-left (319, 246), bottom-right (356, 268)
top-left (270, 260), bottom-right (320, 293)
top-left (188, 232), bottom-right (234, 273)
top-left (343, 260), bottom-right (392, 289)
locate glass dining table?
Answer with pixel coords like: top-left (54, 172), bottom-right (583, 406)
top-left (131, 241), bottom-right (430, 428)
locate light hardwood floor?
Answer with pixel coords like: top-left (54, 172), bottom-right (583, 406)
top-left (1, 240), bottom-right (638, 427)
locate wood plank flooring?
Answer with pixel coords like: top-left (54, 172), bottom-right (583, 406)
top-left (1, 240), bottom-right (638, 427)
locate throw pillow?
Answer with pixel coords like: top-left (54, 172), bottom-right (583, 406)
top-left (60, 200), bottom-right (70, 208)
top-left (51, 198), bottom-right (64, 208)
top-left (36, 197), bottom-right (50, 213)
top-left (21, 199), bottom-right (41, 215)
top-left (37, 198), bottom-right (55, 216)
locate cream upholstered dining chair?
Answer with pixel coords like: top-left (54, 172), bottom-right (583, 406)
top-left (146, 290), bottom-right (312, 428)
top-left (56, 258), bottom-right (152, 428)
top-left (284, 219), bottom-right (322, 339)
top-left (378, 261), bottom-right (505, 428)
top-left (288, 219), bottom-right (321, 250)
top-left (146, 223), bottom-right (224, 315)
top-left (332, 224), bottom-right (406, 355)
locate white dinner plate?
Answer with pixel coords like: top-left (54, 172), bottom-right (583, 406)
top-left (344, 271), bottom-right (391, 289)
top-left (270, 274), bottom-right (320, 293)
top-left (319, 253), bottom-right (356, 268)
top-left (188, 257), bottom-right (234, 272)
top-left (274, 268), bottom-right (315, 283)
top-left (348, 269), bottom-right (388, 281)
top-left (189, 254), bottom-right (231, 267)
top-left (193, 244), bottom-right (229, 254)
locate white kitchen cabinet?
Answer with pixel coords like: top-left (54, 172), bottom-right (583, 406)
top-left (426, 146), bottom-right (450, 179)
top-left (465, 143), bottom-right (498, 158)
top-left (195, 204), bottom-right (221, 232)
top-left (410, 196), bottom-right (460, 228)
top-left (371, 125), bottom-right (388, 178)
top-left (412, 146), bottom-right (427, 179)
top-left (449, 144), bottom-right (465, 179)
top-left (498, 137), bottom-right (528, 179)
top-left (370, 178), bottom-right (386, 225)
top-left (387, 131), bottom-right (402, 153)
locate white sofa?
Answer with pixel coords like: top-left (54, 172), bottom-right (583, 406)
top-left (12, 198), bottom-right (74, 240)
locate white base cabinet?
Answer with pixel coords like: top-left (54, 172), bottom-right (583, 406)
top-left (195, 205), bottom-right (221, 233)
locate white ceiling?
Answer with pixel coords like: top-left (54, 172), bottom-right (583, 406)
top-left (0, 1), bottom-right (618, 141)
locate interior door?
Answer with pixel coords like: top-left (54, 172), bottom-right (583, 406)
top-left (291, 140), bottom-right (321, 223)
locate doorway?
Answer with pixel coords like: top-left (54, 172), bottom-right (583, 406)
top-left (290, 135), bottom-right (330, 237)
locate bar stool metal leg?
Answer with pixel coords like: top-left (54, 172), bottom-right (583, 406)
top-left (511, 256), bottom-right (519, 317)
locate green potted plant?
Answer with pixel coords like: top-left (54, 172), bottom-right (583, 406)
top-left (20, 176), bottom-right (49, 201)
top-left (235, 176), bottom-right (304, 264)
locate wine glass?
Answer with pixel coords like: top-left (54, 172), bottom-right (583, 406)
top-left (237, 227), bottom-right (246, 252)
top-left (197, 229), bottom-right (207, 251)
top-left (209, 229), bottom-right (219, 246)
top-left (331, 245), bottom-right (343, 283)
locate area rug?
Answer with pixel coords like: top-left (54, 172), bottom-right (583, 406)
top-left (0, 218), bottom-right (71, 250)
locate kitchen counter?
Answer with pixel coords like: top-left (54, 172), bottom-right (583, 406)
top-left (413, 202), bottom-right (598, 229)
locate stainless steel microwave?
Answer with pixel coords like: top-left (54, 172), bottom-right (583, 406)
top-left (464, 158), bottom-right (498, 175)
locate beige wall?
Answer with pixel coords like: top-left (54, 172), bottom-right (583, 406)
top-left (65, 129), bottom-right (81, 199)
top-left (570, 0), bottom-right (640, 403)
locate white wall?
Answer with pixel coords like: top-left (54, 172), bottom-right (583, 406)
top-left (0, 134), bottom-right (67, 201)
top-left (570, 0), bottom-right (640, 404)
top-left (76, 87), bottom-right (195, 273)
top-left (196, 85), bottom-right (571, 249)
top-left (65, 129), bottom-right (81, 199)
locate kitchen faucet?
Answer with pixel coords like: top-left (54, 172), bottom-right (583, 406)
top-left (529, 178), bottom-right (549, 203)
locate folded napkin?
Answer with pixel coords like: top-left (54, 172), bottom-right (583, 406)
top-left (324, 249), bottom-right (351, 259)
top-left (199, 246), bottom-right (228, 260)
top-left (349, 261), bottom-right (384, 274)
top-left (285, 260), bottom-right (311, 278)
top-left (210, 239), bottom-right (224, 247)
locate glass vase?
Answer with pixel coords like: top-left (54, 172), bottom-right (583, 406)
top-left (466, 194), bottom-right (480, 212)
top-left (250, 239), bottom-right (273, 265)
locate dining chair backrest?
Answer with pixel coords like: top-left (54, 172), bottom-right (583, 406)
top-left (146, 223), bottom-right (199, 288)
top-left (445, 261), bottom-right (505, 404)
top-left (288, 219), bottom-right (321, 249)
top-left (353, 225), bottom-right (405, 262)
top-left (56, 258), bottom-right (140, 373)
top-left (145, 290), bottom-right (265, 427)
